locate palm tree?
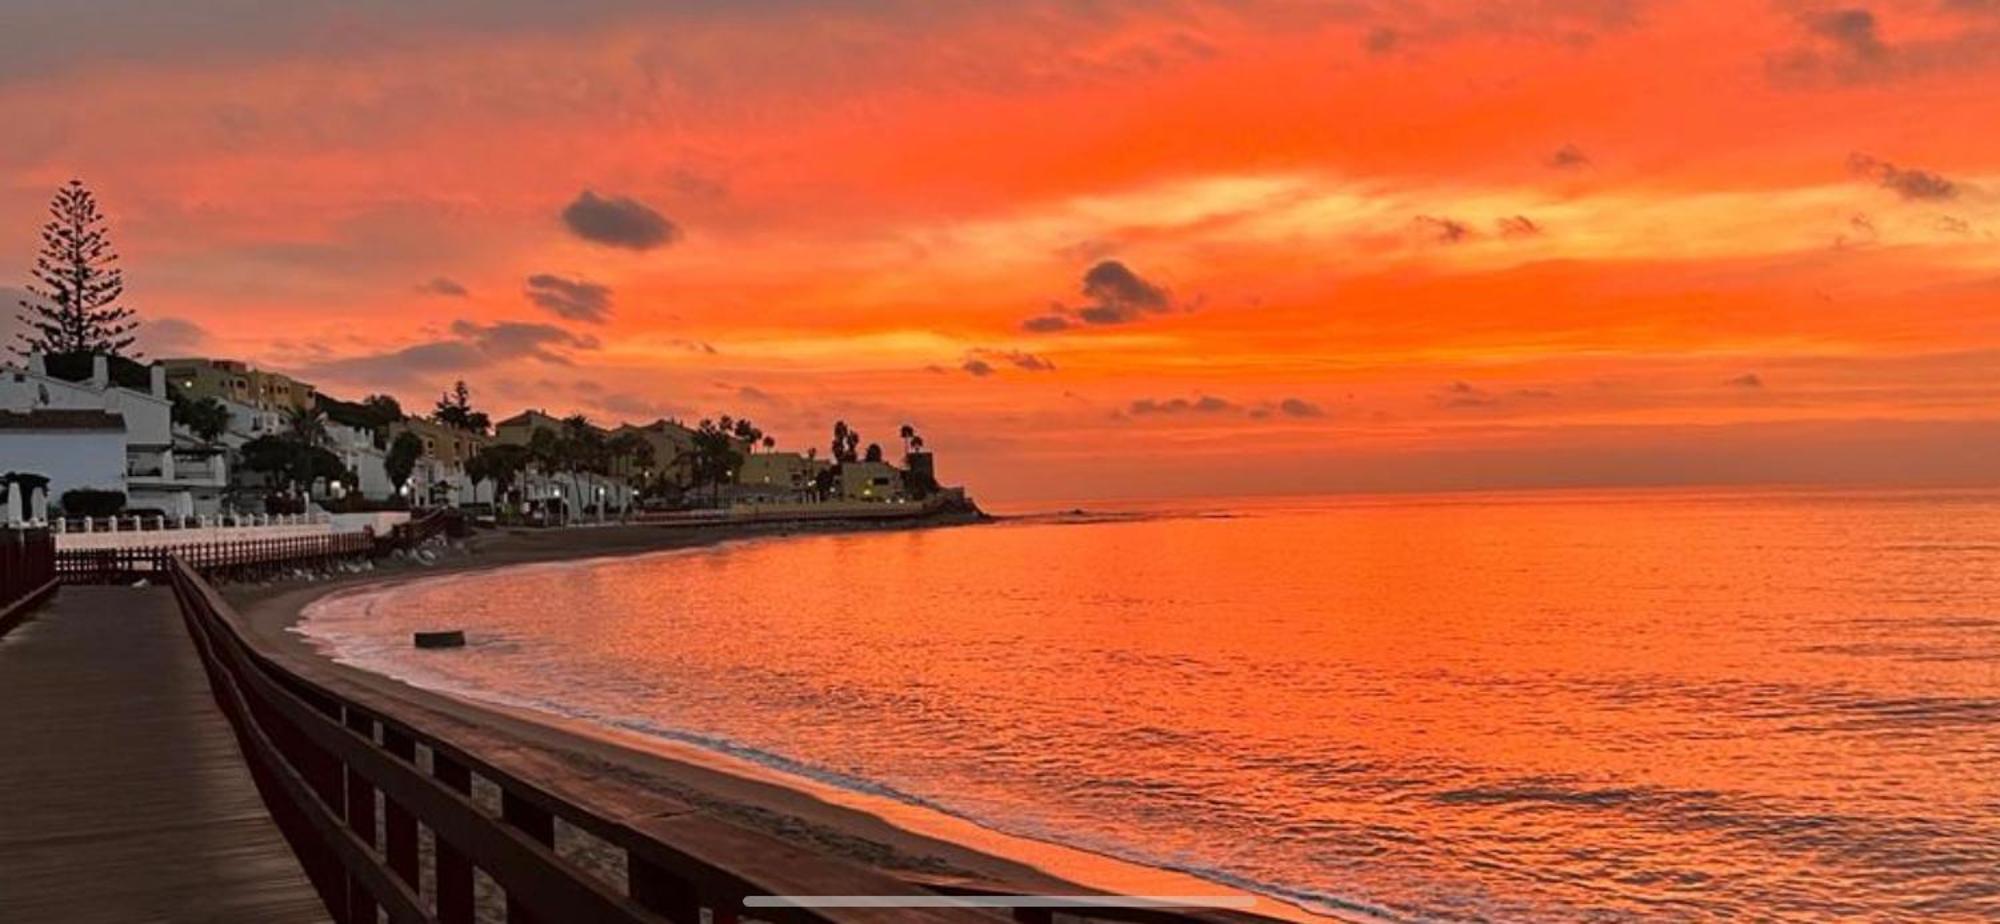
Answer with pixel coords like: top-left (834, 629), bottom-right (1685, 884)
top-left (282, 406), bottom-right (329, 449)
top-left (467, 444), bottom-right (531, 516)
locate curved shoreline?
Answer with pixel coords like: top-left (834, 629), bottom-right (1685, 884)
top-left (226, 518), bottom-right (1346, 924)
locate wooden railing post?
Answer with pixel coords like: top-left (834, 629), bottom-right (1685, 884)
top-left (433, 753), bottom-right (475, 924)
top-left (502, 791), bottom-right (557, 924)
top-left (381, 727), bottom-right (420, 888)
top-left (342, 708), bottom-right (379, 924)
top-left (629, 857), bottom-right (702, 924)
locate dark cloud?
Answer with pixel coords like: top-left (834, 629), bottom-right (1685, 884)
top-left (560, 190), bottom-right (681, 251)
top-left (417, 276), bottom-right (469, 297)
top-left (525, 274), bottom-right (613, 323)
top-left (1277, 398), bottom-right (1326, 418)
top-left (1769, 5), bottom-right (2000, 85)
top-left (967, 348), bottom-right (1057, 373)
top-left (1810, 7), bottom-right (1887, 61)
top-left (1128, 394), bottom-right (1330, 421)
top-left (1129, 395), bottom-right (1238, 415)
top-left (1440, 381), bottom-right (1500, 408)
top-left (1417, 215), bottom-right (1474, 243)
top-left (1024, 260), bottom-right (1177, 331)
top-left (1936, 214), bottom-right (1973, 234)
top-left (1364, 26), bottom-right (1401, 53)
top-left (961, 359), bottom-right (996, 377)
top-left (1836, 212), bottom-right (1879, 249)
top-left (135, 317), bottom-right (208, 356)
top-left (1547, 143), bottom-right (1591, 169)
top-left (736, 384), bottom-right (780, 404)
top-left (1726, 373), bottom-right (1765, 388)
top-left (1848, 153), bottom-right (1959, 201)
top-left (669, 338), bottom-right (719, 354)
top-left (1497, 215), bottom-right (1543, 237)
top-left (1004, 351), bottom-right (1057, 372)
top-left (1076, 260), bottom-right (1172, 324)
top-left (296, 319), bottom-right (599, 386)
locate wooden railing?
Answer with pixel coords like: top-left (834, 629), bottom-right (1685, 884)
top-left (385, 508), bottom-right (460, 551)
top-left (165, 558), bottom-right (990, 924)
top-left (1, 527), bottom-right (57, 636)
top-left (58, 532), bottom-right (375, 584)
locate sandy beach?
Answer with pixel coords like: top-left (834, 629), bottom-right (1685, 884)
top-left (222, 513), bottom-right (1309, 920)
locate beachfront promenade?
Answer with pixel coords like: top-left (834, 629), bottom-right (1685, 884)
top-left (0, 534), bottom-right (1258, 924)
top-left (0, 585), bottom-right (325, 922)
top-left (0, 560), bottom-right (1004, 924)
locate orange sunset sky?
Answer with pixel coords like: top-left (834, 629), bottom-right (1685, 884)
top-left (3, 0), bottom-right (1997, 503)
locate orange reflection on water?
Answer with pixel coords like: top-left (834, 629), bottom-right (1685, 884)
top-left (307, 488), bottom-right (2000, 922)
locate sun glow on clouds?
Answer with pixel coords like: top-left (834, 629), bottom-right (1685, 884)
top-left (5, 0), bottom-right (2000, 500)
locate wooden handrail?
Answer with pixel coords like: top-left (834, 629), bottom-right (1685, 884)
top-left (166, 557), bottom-right (1002, 924)
top-left (1, 527), bottom-right (58, 637)
top-left (166, 557), bottom-right (1292, 924)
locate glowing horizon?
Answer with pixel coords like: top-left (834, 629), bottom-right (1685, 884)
top-left (4, 0), bottom-right (1998, 502)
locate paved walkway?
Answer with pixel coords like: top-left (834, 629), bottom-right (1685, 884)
top-left (0, 585), bottom-right (325, 923)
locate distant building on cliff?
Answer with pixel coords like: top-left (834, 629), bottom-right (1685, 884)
top-left (838, 460), bottom-right (904, 502)
top-left (161, 357), bottom-right (318, 413)
top-left (737, 451), bottom-right (829, 501)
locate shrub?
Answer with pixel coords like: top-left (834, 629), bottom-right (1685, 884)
top-left (60, 489), bottom-right (127, 518)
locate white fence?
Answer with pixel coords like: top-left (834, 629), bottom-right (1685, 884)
top-left (53, 511), bottom-right (411, 552)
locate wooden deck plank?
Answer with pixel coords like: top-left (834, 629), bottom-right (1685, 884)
top-left (0, 585), bottom-right (327, 923)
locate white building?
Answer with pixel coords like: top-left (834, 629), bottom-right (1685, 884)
top-left (324, 419), bottom-right (393, 499)
top-left (0, 354), bottom-right (229, 517)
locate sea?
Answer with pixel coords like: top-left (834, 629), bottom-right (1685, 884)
top-left (299, 488), bottom-right (2000, 922)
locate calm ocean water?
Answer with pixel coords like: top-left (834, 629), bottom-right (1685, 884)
top-left (302, 489), bottom-right (2000, 922)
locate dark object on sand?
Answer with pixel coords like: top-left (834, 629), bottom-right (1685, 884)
top-left (414, 630), bottom-right (465, 649)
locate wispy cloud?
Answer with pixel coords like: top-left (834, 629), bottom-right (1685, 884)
top-left (524, 274), bottom-right (613, 324)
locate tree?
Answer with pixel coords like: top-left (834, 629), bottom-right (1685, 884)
top-left (172, 392), bottom-right (230, 443)
top-left (239, 435), bottom-right (349, 496)
top-left (362, 394), bottom-right (403, 426)
top-left (526, 426), bottom-right (563, 473)
top-left (282, 406), bottom-right (328, 448)
top-left (830, 420), bottom-right (860, 463)
top-left (608, 430), bottom-right (656, 479)
top-left (676, 418), bottom-right (745, 505)
top-left (730, 417), bottom-right (764, 452)
top-left (432, 380), bottom-right (490, 434)
top-left (468, 443), bottom-right (531, 512)
top-left (386, 431), bottom-right (424, 493)
top-left (13, 180), bottom-right (139, 357)
top-left (898, 424), bottom-right (916, 454)
top-left (863, 442), bottom-right (884, 463)
top-left (561, 415), bottom-right (608, 473)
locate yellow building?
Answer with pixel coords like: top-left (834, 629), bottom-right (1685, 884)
top-left (737, 451), bottom-right (828, 498)
top-left (839, 460), bottom-right (904, 501)
top-left (390, 416), bottom-right (491, 468)
top-left (161, 358), bottom-right (317, 412)
top-left (609, 420), bottom-right (696, 479)
top-left (493, 409), bottom-right (568, 446)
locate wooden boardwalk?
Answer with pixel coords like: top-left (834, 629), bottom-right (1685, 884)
top-left (0, 585), bottom-right (326, 923)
